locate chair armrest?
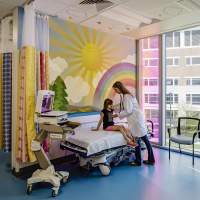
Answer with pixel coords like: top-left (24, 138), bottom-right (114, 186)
top-left (167, 127), bottom-right (178, 138)
top-left (193, 130), bottom-right (200, 142)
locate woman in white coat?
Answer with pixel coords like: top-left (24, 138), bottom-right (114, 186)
top-left (112, 81), bottom-right (155, 166)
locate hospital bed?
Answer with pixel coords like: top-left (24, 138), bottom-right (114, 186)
top-left (60, 113), bottom-right (146, 176)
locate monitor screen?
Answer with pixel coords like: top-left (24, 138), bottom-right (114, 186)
top-left (41, 94), bottom-right (54, 113)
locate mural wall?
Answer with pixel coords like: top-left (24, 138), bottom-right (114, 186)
top-left (49, 17), bottom-right (136, 109)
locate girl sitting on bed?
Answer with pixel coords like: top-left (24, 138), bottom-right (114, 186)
top-left (92, 98), bottom-right (137, 147)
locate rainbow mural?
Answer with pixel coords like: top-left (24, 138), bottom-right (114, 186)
top-left (49, 17), bottom-right (136, 107)
top-left (93, 62), bottom-right (136, 106)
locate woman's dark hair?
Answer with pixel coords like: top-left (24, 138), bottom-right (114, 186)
top-left (103, 98), bottom-right (113, 109)
top-left (112, 81), bottom-right (131, 95)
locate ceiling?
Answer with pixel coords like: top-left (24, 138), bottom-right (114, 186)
top-left (34, 0), bottom-right (200, 34)
top-left (0, 0), bottom-right (27, 18)
top-left (1, 0), bottom-right (200, 35)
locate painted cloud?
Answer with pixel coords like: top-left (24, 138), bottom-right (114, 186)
top-left (49, 57), bottom-right (68, 83)
top-left (64, 76), bottom-right (90, 103)
top-left (121, 54), bottom-right (136, 64)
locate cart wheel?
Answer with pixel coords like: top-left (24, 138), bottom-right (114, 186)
top-left (52, 189), bottom-right (58, 197)
top-left (62, 176), bottom-right (68, 183)
top-left (99, 164), bottom-right (111, 176)
top-left (27, 185), bottom-right (32, 195)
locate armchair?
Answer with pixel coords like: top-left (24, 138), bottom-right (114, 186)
top-left (168, 117), bottom-right (200, 165)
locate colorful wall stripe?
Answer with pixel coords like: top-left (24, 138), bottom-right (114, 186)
top-left (2, 53), bottom-right (12, 152)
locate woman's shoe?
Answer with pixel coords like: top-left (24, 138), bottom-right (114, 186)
top-left (128, 161), bottom-right (141, 166)
top-left (143, 160), bottom-right (155, 165)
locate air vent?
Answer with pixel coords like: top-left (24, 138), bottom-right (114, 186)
top-left (80, 0), bottom-right (113, 5)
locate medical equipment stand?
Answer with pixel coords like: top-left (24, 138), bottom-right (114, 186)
top-left (27, 123), bottom-right (72, 197)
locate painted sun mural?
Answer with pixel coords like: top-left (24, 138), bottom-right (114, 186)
top-left (49, 17), bottom-right (136, 107)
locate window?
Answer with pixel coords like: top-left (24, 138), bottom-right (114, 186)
top-left (185, 56), bottom-right (200, 65)
top-left (192, 30), bottom-right (200, 46)
top-left (186, 79), bottom-right (191, 85)
top-left (139, 35), bottom-right (161, 144)
top-left (184, 30), bottom-right (200, 47)
top-left (166, 57), bottom-right (179, 66)
top-left (166, 110), bottom-right (178, 119)
top-left (166, 110), bottom-right (178, 124)
top-left (192, 79), bottom-right (200, 85)
top-left (145, 109), bottom-right (159, 119)
top-left (149, 79), bottom-right (158, 86)
top-left (186, 78), bottom-right (200, 85)
top-left (144, 78), bottom-right (158, 86)
top-left (166, 32), bottom-right (180, 48)
top-left (166, 78), bottom-right (178, 86)
top-left (144, 94), bottom-right (159, 104)
top-left (142, 36), bottom-right (158, 49)
top-left (164, 27), bottom-right (200, 152)
top-left (184, 31), bottom-right (190, 46)
top-left (192, 94), bottom-right (200, 105)
top-left (144, 58), bottom-right (159, 67)
top-left (167, 79), bottom-right (173, 85)
top-left (186, 94), bottom-right (200, 105)
top-left (166, 93), bottom-right (179, 104)
top-left (186, 94), bottom-right (191, 104)
top-left (144, 79), bottom-right (148, 86)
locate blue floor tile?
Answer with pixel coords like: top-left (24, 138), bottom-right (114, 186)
top-left (0, 148), bottom-right (200, 200)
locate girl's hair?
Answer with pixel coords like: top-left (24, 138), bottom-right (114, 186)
top-left (103, 98), bottom-right (113, 109)
top-left (112, 81), bottom-right (131, 95)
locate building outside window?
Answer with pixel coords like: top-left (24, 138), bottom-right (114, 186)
top-left (166, 32), bottom-right (180, 48)
top-left (164, 26), bottom-right (200, 153)
top-left (186, 56), bottom-right (200, 65)
top-left (186, 94), bottom-right (200, 105)
top-left (166, 57), bottom-right (180, 66)
top-left (166, 78), bottom-right (179, 86)
top-left (139, 35), bottom-right (161, 144)
top-left (184, 30), bottom-right (200, 47)
top-left (186, 78), bottom-right (200, 85)
top-left (166, 93), bottom-right (178, 104)
top-left (144, 78), bottom-right (158, 86)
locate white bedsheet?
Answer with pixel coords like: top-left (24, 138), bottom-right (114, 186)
top-left (66, 126), bottom-right (127, 156)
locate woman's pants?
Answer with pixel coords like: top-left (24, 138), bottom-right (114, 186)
top-left (135, 134), bottom-right (155, 164)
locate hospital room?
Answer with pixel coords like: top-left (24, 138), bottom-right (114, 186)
top-left (1, 0), bottom-right (200, 199)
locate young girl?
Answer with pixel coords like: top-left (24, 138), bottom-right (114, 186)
top-left (92, 98), bottom-right (137, 147)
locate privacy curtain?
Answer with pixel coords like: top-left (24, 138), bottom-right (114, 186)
top-left (16, 4), bottom-right (36, 162)
top-left (16, 4), bottom-right (49, 163)
top-left (35, 15), bottom-right (49, 91)
top-left (0, 16), bottom-right (13, 152)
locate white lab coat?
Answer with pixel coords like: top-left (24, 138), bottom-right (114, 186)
top-left (116, 94), bottom-right (147, 138)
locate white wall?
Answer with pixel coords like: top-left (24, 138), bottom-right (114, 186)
top-left (0, 16), bottom-right (13, 53)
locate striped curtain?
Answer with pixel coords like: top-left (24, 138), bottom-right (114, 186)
top-left (36, 15), bottom-right (49, 91)
top-left (2, 53), bottom-right (12, 152)
top-left (15, 5), bottom-right (50, 163)
top-left (16, 48), bottom-right (28, 162)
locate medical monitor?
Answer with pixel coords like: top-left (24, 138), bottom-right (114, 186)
top-left (36, 90), bottom-right (55, 114)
